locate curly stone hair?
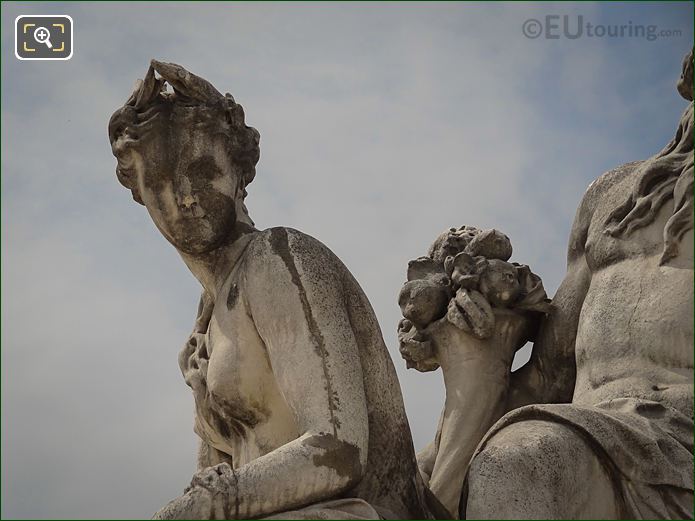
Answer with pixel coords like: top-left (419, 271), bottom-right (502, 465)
top-left (108, 60), bottom-right (260, 205)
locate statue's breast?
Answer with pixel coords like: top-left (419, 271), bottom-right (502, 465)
top-left (182, 277), bottom-right (300, 466)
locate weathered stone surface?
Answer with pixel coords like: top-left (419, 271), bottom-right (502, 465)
top-left (402, 49), bottom-right (694, 520)
top-left (110, 60), bottom-right (439, 520)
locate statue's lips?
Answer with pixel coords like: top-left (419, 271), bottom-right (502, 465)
top-left (175, 215), bottom-right (210, 230)
top-left (165, 216), bottom-right (219, 253)
top-left (168, 213), bottom-right (213, 240)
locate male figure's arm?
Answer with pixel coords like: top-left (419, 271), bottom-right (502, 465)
top-left (505, 180), bottom-right (597, 409)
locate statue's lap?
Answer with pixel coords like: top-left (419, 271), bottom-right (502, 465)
top-left (465, 398), bottom-right (693, 519)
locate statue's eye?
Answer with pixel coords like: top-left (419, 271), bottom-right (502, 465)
top-left (186, 156), bottom-right (222, 182)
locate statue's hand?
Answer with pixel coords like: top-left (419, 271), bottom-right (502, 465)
top-left (185, 462), bottom-right (235, 494)
top-left (178, 333), bottom-right (209, 395)
top-left (153, 464), bottom-right (237, 520)
top-left (151, 487), bottom-right (214, 520)
top-left (426, 308), bottom-right (530, 371)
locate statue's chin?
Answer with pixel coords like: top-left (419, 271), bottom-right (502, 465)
top-left (170, 236), bottom-right (227, 256)
top-left (164, 214), bottom-right (238, 255)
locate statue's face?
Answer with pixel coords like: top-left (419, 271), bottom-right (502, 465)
top-left (130, 119), bottom-right (240, 255)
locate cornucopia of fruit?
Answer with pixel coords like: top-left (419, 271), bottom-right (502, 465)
top-left (398, 226), bottom-right (551, 372)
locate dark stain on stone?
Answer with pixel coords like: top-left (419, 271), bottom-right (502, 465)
top-left (304, 433), bottom-right (362, 480)
top-left (268, 227), bottom-right (339, 436)
top-left (209, 407), bottom-right (232, 439)
top-left (227, 283), bottom-right (239, 310)
top-left (185, 155), bottom-right (222, 182)
top-left (234, 221), bottom-right (257, 237)
top-left (231, 466), bottom-right (240, 519)
top-left (209, 391), bottom-right (265, 432)
top-left (207, 499), bottom-right (214, 520)
top-left (219, 464), bottom-right (237, 520)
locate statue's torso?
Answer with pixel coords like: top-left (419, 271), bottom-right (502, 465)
top-left (573, 165), bottom-right (694, 416)
top-left (193, 280), bottom-right (300, 467)
top-left (179, 229), bottom-right (429, 518)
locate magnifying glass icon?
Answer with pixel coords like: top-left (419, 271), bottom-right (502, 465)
top-left (33, 26), bottom-right (53, 49)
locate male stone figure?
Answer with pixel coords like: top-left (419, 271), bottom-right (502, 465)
top-left (108, 60), bottom-right (442, 520)
top-left (416, 49), bottom-right (694, 519)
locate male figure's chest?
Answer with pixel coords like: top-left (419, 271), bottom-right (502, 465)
top-left (584, 172), bottom-right (692, 271)
top-left (575, 173), bottom-right (694, 384)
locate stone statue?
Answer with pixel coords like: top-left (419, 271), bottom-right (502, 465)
top-left (401, 49), bottom-right (694, 519)
top-left (108, 60), bottom-right (445, 520)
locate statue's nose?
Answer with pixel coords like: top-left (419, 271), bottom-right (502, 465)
top-left (179, 194), bottom-right (197, 210)
top-left (176, 193), bottom-right (204, 217)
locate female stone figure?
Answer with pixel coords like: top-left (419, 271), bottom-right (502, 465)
top-left (108, 60), bottom-right (442, 520)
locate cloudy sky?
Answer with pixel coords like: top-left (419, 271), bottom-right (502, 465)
top-left (1, 1), bottom-right (692, 518)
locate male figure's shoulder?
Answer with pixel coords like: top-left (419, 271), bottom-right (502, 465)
top-left (567, 160), bottom-right (643, 259)
top-left (582, 160), bottom-right (643, 215)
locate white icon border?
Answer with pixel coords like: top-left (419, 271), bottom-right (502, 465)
top-left (15, 15), bottom-right (73, 61)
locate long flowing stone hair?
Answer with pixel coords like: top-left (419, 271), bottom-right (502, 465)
top-left (604, 49), bottom-right (694, 264)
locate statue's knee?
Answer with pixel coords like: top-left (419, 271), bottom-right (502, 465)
top-left (466, 442), bottom-right (540, 518)
top-left (470, 421), bottom-right (573, 488)
top-left (468, 440), bottom-right (527, 489)
top-left (468, 420), bottom-right (619, 519)
top-left (466, 422), bottom-right (580, 518)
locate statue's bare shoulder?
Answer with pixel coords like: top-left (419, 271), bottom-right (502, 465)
top-left (568, 160), bottom-right (644, 261)
top-left (236, 226), bottom-right (369, 443)
top-left (240, 227), bottom-right (432, 519)
top-left (243, 227), bottom-right (355, 296)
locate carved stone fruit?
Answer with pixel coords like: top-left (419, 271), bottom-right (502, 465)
top-left (465, 229), bottom-right (513, 261)
top-left (398, 279), bottom-right (450, 329)
top-left (478, 259), bottom-right (521, 308)
top-left (407, 256), bottom-right (445, 281)
top-left (449, 252), bottom-right (479, 289)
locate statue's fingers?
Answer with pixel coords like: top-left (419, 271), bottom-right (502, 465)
top-left (190, 468), bottom-right (221, 491)
top-left (152, 488), bottom-right (211, 520)
top-left (213, 462), bottom-right (232, 475)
